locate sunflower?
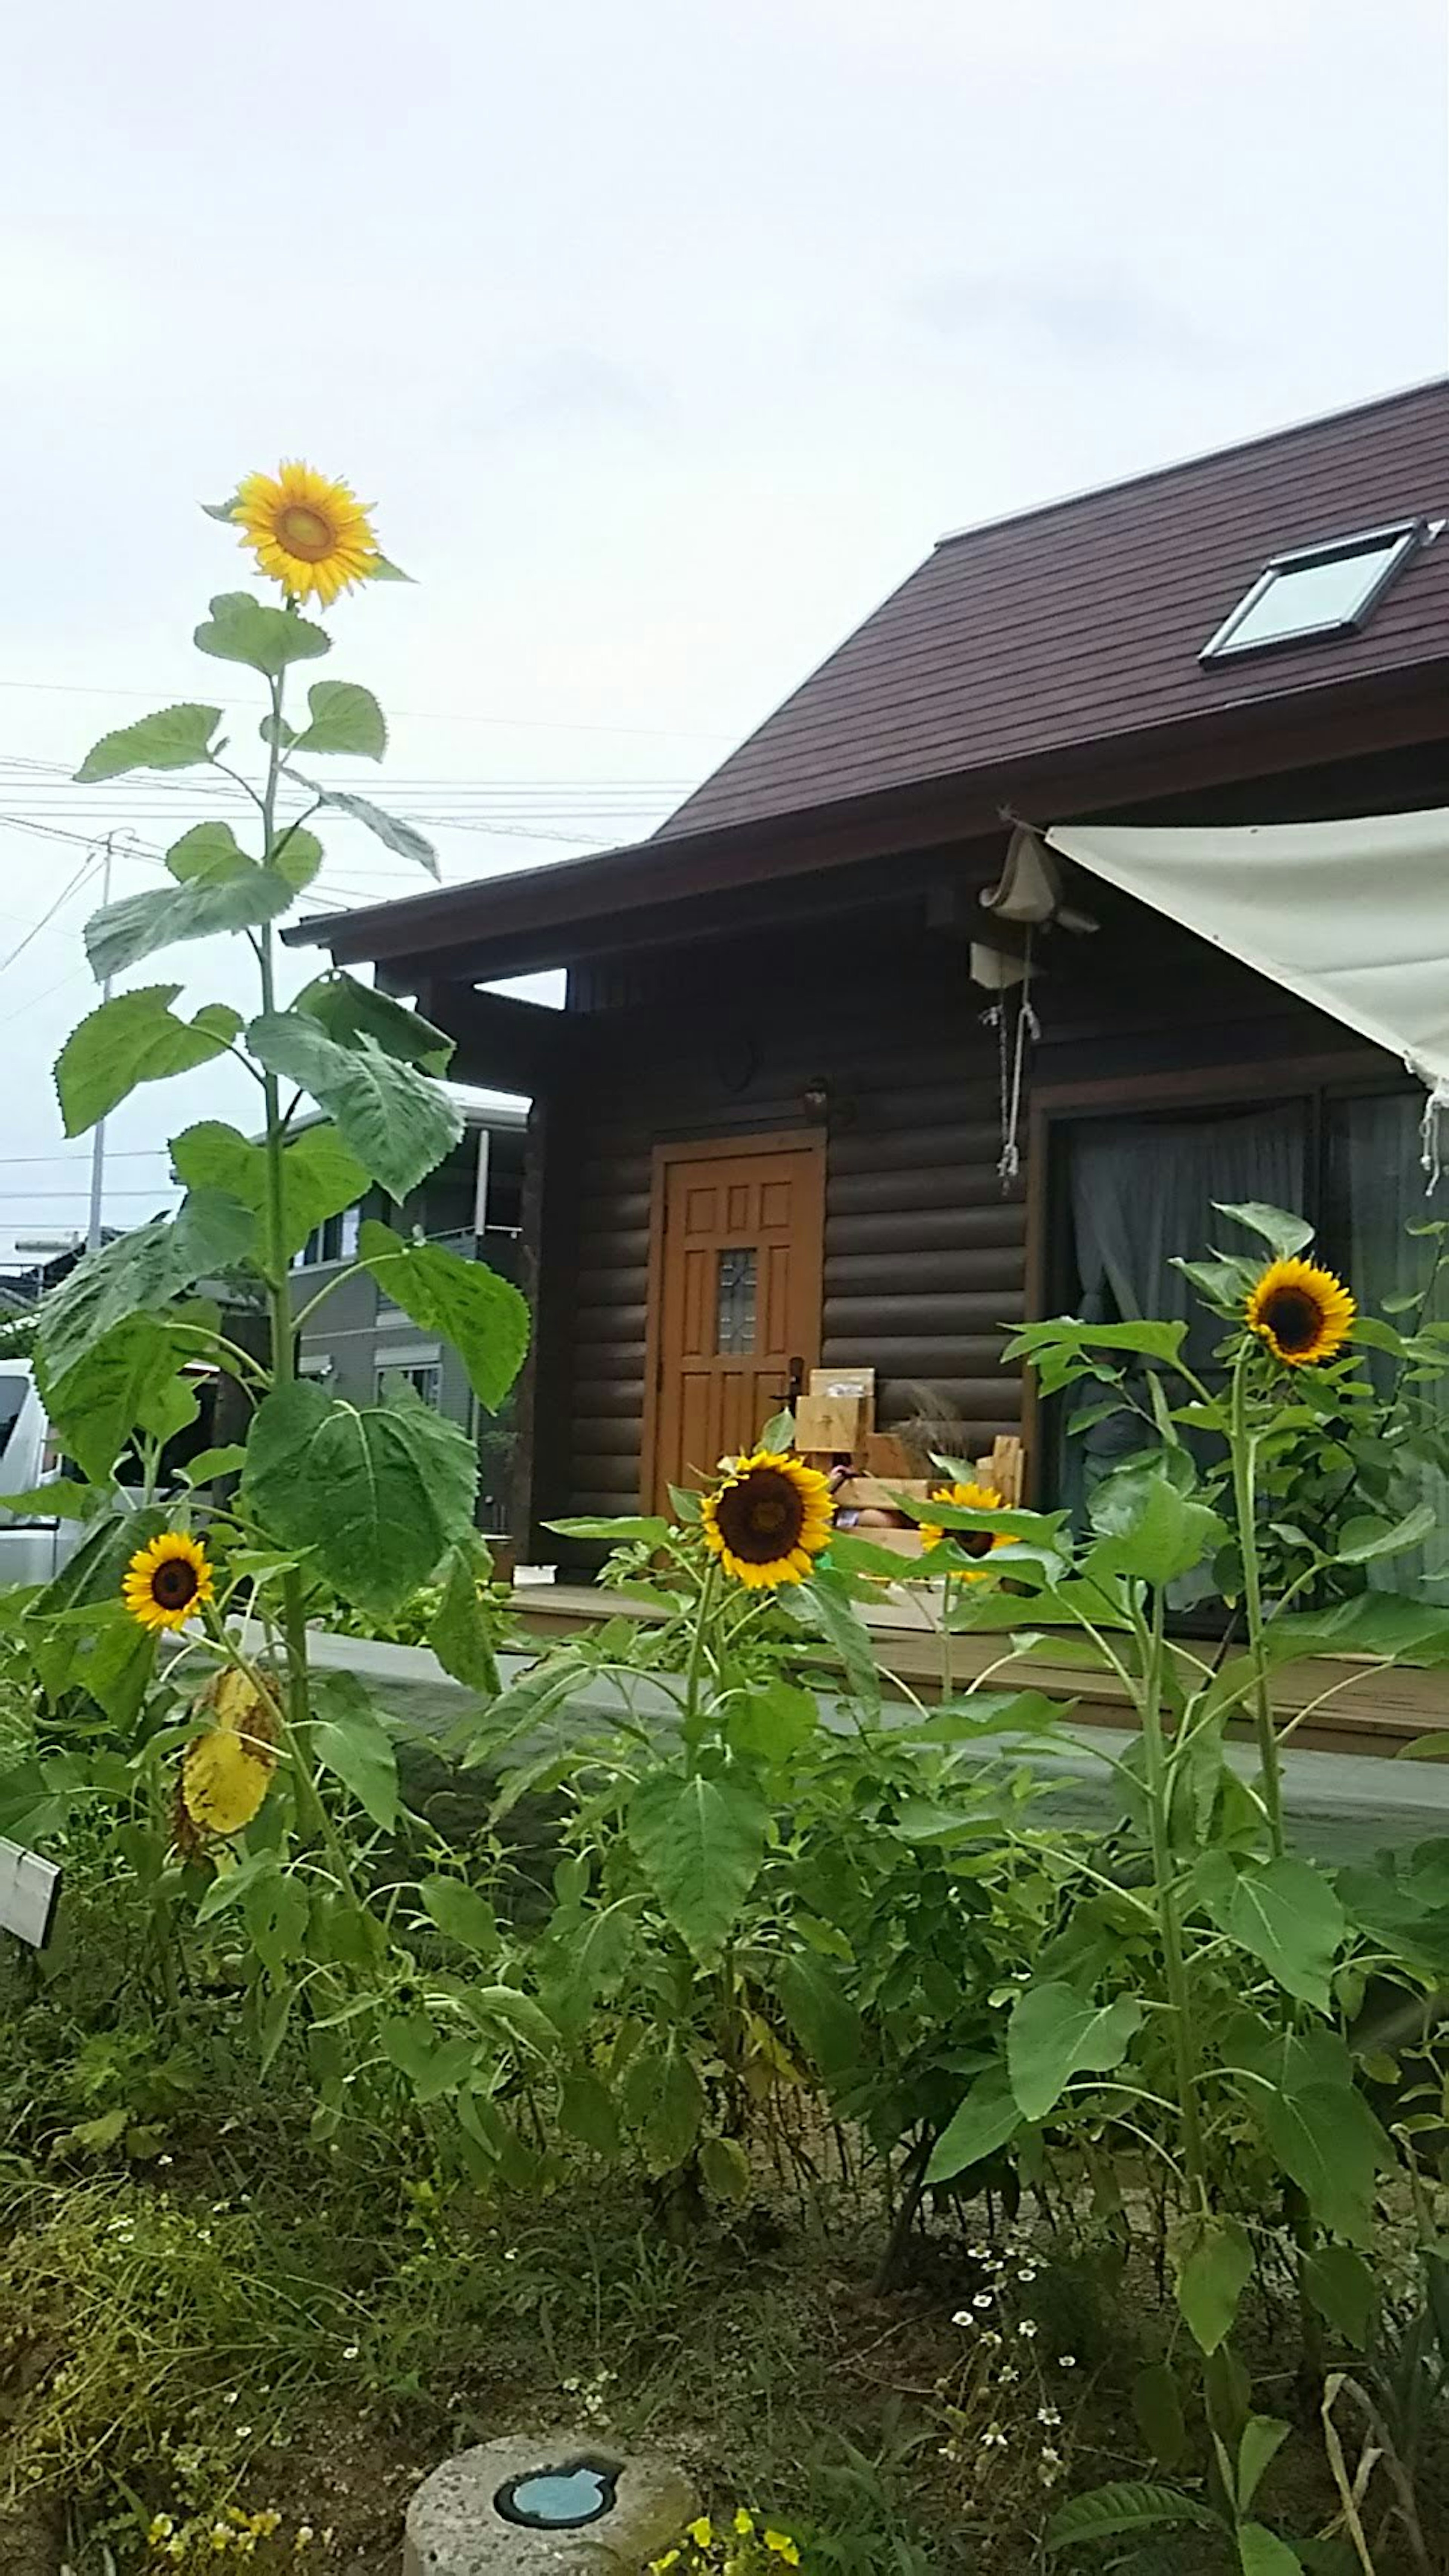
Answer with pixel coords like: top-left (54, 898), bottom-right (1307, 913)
top-left (1245, 1256), bottom-right (1355, 1367)
top-left (918, 1480), bottom-right (1017, 1579)
top-left (177, 1669), bottom-right (278, 1843)
top-left (122, 1531), bottom-right (214, 1632)
top-left (700, 1449), bottom-right (834, 1589)
top-left (232, 460), bottom-right (380, 607)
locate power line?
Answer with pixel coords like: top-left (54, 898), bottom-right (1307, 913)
top-left (0, 677), bottom-right (730, 742)
top-left (0, 848), bottom-right (102, 978)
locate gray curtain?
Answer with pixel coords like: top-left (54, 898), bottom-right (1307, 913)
top-left (1333, 1092), bottom-right (1449, 1598)
top-left (1061, 1106), bottom-right (1309, 1594)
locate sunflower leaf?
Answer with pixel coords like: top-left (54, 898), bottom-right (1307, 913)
top-left (34, 1316), bottom-right (186, 1487)
top-left (270, 824), bottom-right (323, 891)
top-left (1213, 1201), bottom-right (1316, 1259)
top-left (169, 1120), bottom-right (369, 1263)
top-left (365, 553), bottom-right (414, 582)
top-left (36, 1193), bottom-right (254, 1394)
top-left (55, 986), bottom-right (242, 1137)
top-left (84, 870), bottom-right (297, 982)
top-left (291, 972), bottom-right (453, 1074)
top-left (356, 1223), bottom-right (530, 1412)
top-left (290, 682), bottom-right (388, 761)
top-left (200, 494), bottom-right (242, 523)
top-left (74, 703), bottom-right (223, 783)
top-left (165, 822), bottom-right (256, 885)
top-left (245, 1011), bottom-right (463, 1202)
top-left (195, 591), bottom-right (331, 677)
top-left (243, 1380), bottom-right (477, 1614)
top-left (294, 781), bottom-right (438, 879)
top-left (628, 1769), bottom-right (768, 1966)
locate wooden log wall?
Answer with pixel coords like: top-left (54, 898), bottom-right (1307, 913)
top-left (558, 917), bottom-right (1027, 1518)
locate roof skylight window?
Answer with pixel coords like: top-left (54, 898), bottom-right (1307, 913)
top-left (1200, 519), bottom-right (1427, 662)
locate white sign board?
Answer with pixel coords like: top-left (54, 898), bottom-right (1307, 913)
top-left (0, 1836), bottom-right (61, 1949)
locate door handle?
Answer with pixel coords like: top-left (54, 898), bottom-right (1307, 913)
top-left (787, 1356), bottom-right (804, 1406)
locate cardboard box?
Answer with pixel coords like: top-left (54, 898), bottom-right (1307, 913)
top-left (794, 1392), bottom-right (867, 1453)
top-left (840, 1524), bottom-right (924, 1558)
top-left (809, 1366), bottom-right (875, 1426)
top-left (864, 1431), bottom-right (914, 1478)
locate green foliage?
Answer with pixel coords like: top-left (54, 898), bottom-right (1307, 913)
top-left (244, 1378), bottom-right (477, 1612)
top-left (55, 986), bottom-right (243, 1135)
top-left (301, 781), bottom-right (440, 876)
top-left (292, 968), bottom-right (453, 1072)
top-left (628, 1767), bottom-right (769, 1966)
top-left (169, 1117), bottom-right (369, 1260)
top-left (193, 589), bottom-right (331, 674)
top-left (84, 866), bottom-right (295, 981)
top-left (73, 701), bottom-right (222, 780)
top-left (247, 1008), bottom-right (463, 1200)
top-left (358, 1220), bottom-right (529, 1410)
top-left (289, 677), bottom-right (388, 757)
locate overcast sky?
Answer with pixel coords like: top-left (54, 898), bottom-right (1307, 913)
top-left (1, 0), bottom-right (1445, 1254)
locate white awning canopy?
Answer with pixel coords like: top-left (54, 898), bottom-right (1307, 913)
top-left (1044, 808), bottom-right (1449, 1098)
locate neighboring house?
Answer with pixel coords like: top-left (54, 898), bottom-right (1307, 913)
top-left (285, 380), bottom-right (1449, 1572)
top-left (288, 1084), bottom-right (526, 1532)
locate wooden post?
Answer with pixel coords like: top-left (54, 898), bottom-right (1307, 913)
top-left (510, 1085), bottom-right (583, 1561)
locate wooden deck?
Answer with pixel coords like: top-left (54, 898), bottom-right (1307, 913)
top-left (512, 1583), bottom-right (1449, 1759)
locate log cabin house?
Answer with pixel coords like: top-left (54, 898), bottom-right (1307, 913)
top-left (288, 380), bottom-right (1449, 1740)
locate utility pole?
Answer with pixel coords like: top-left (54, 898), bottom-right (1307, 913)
top-left (84, 837), bottom-right (114, 1256)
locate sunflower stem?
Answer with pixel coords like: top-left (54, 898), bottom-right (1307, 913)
top-left (1229, 1340), bottom-right (1284, 1858)
top-left (682, 1558), bottom-right (721, 1764)
top-left (255, 671), bottom-right (326, 1852)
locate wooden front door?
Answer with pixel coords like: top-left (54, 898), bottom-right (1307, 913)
top-left (649, 1136), bottom-right (826, 1504)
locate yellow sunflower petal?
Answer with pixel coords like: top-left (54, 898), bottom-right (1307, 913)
top-left (701, 1449), bottom-right (834, 1588)
top-left (232, 459), bottom-right (381, 607)
top-left (122, 1531), bottom-right (214, 1632)
top-left (1245, 1255), bottom-right (1355, 1367)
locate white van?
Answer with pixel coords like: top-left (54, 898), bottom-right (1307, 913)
top-left (0, 1362), bottom-right (77, 1586)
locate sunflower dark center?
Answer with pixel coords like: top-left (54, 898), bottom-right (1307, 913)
top-left (152, 1557), bottom-right (199, 1610)
top-left (960, 1529), bottom-right (994, 1559)
top-left (1262, 1286), bottom-right (1324, 1352)
top-left (277, 503), bottom-right (335, 561)
top-left (716, 1469), bottom-right (805, 1564)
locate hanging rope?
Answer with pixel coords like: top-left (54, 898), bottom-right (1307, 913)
top-left (1420, 1076), bottom-right (1449, 1193)
top-left (990, 929), bottom-right (1038, 1187)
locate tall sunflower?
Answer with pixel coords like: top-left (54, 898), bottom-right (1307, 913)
top-left (1245, 1257), bottom-right (1355, 1367)
top-left (122, 1531), bottom-right (214, 1632)
top-left (918, 1480), bottom-right (1018, 1580)
top-left (700, 1449), bottom-right (833, 1589)
top-left (233, 461), bottom-right (380, 607)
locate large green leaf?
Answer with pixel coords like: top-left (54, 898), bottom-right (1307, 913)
top-left (193, 591), bottom-right (331, 676)
top-left (55, 986), bottom-right (242, 1136)
top-left (627, 1767), bottom-right (768, 1966)
top-left (775, 1952), bottom-right (864, 2084)
top-left (169, 1120), bottom-right (368, 1263)
top-left (1007, 1981), bottom-right (1144, 2122)
top-left (290, 680), bottom-right (387, 759)
top-left (357, 1222), bottom-right (529, 1411)
top-left (270, 822), bottom-right (324, 891)
top-left (428, 1541), bottom-right (500, 1692)
top-left (246, 1010), bottom-right (462, 1202)
top-left (1339, 1848), bottom-right (1449, 1973)
top-left (926, 2065), bottom-right (1022, 2182)
top-left (243, 1378), bottom-right (477, 1613)
top-left (1175, 2214), bottom-right (1252, 2355)
top-left (1047, 2482), bottom-right (1221, 2549)
top-left (420, 1873), bottom-right (498, 1956)
top-left (35, 1316), bottom-right (182, 1484)
top-left (1240, 2027), bottom-right (1389, 2244)
top-left (1335, 1502), bottom-right (1439, 1564)
top-left (1300, 2245), bottom-right (1377, 2347)
top-left (164, 821), bottom-right (253, 884)
top-left (1198, 1853), bottom-right (1345, 2010)
top-left (85, 868), bottom-right (295, 982)
top-left (74, 703), bottom-right (222, 782)
top-left (37, 1193), bottom-right (253, 1391)
top-left (292, 971), bottom-right (453, 1075)
top-left (302, 783), bottom-right (438, 878)
top-left (1237, 2525), bottom-right (1304, 2576)
top-left (1088, 1476), bottom-right (1225, 1588)
top-left (790, 1568), bottom-right (882, 1719)
top-left (309, 1672), bottom-right (398, 1831)
top-left (1214, 1200), bottom-right (1316, 1260)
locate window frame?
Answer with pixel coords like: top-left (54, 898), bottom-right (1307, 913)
top-left (1022, 1052), bottom-right (1417, 1504)
top-left (1199, 518), bottom-right (1426, 664)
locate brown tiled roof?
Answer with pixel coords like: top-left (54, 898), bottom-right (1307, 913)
top-left (663, 380), bottom-right (1449, 839)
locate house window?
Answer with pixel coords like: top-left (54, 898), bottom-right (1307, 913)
top-left (1048, 1084), bottom-right (1447, 1599)
top-left (1200, 520), bottom-right (1425, 661)
top-left (376, 1358), bottom-right (442, 1409)
top-left (716, 1248), bottom-right (758, 1355)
